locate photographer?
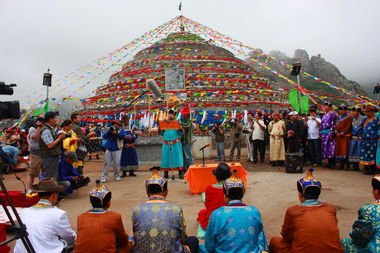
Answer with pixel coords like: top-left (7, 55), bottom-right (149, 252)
top-left (70, 113), bottom-right (97, 142)
top-left (228, 118), bottom-right (243, 162)
top-left (211, 122), bottom-right (225, 161)
top-left (39, 111), bottom-right (66, 181)
top-left (101, 121), bottom-right (126, 183)
top-left (243, 113), bottom-right (254, 162)
top-left (60, 120), bottom-right (83, 172)
top-left (26, 117), bottom-right (44, 193)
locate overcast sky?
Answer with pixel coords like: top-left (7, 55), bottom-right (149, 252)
top-left (1, 0), bottom-right (379, 103)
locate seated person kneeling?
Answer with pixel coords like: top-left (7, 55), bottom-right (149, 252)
top-left (198, 162), bottom-right (231, 230)
top-left (132, 167), bottom-right (199, 253)
top-left (201, 170), bottom-right (268, 253)
top-left (58, 151), bottom-right (90, 194)
top-left (269, 168), bottom-right (344, 253)
top-left (341, 175), bottom-right (380, 252)
top-left (75, 180), bottom-right (131, 253)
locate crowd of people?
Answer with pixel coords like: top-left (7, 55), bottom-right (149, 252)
top-left (208, 103), bottom-right (380, 175)
top-left (12, 163), bottom-right (379, 253)
top-left (1, 103), bottom-right (380, 252)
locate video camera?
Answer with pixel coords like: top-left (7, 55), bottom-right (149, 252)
top-left (0, 82), bottom-right (20, 120)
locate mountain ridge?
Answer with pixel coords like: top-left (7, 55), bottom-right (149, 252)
top-left (248, 49), bottom-right (367, 98)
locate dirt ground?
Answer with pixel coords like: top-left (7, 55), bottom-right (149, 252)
top-left (2, 148), bottom-right (373, 246)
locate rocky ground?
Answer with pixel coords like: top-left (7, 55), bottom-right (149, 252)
top-left (2, 149), bottom-right (373, 248)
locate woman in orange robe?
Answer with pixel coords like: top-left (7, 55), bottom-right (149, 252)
top-left (269, 168), bottom-right (344, 253)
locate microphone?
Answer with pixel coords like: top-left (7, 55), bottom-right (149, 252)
top-left (146, 79), bottom-right (162, 99)
top-left (199, 143), bottom-right (211, 151)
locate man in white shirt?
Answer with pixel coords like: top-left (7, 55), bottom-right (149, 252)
top-left (251, 112), bottom-right (267, 163)
top-left (243, 113), bottom-right (254, 162)
top-left (306, 109), bottom-right (322, 165)
top-left (14, 178), bottom-right (76, 253)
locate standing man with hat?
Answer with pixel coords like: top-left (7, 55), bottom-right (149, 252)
top-left (201, 171), bottom-right (268, 253)
top-left (39, 111), bottom-right (66, 181)
top-left (335, 105), bottom-right (353, 170)
top-left (228, 118), bottom-right (243, 162)
top-left (14, 178), bottom-right (76, 253)
top-left (286, 111), bottom-right (304, 153)
top-left (360, 105), bottom-right (379, 175)
top-left (269, 168), bottom-right (344, 253)
top-left (180, 107), bottom-right (195, 173)
top-left (320, 102), bottom-right (338, 169)
top-left (101, 120), bottom-right (126, 182)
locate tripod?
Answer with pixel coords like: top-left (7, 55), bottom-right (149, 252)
top-left (0, 176), bottom-right (35, 252)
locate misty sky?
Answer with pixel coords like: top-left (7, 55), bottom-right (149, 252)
top-left (1, 0), bottom-right (379, 103)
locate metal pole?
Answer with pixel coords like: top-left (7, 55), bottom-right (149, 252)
top-left (46, 85), bottom-right (49, 111)
top-left (297, 75), bottom-right (301, 112)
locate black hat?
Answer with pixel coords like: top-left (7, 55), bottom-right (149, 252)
top-left (372, 175), bottom-right (380, 190)
top-left (212, 163), bottom-right (232, 182)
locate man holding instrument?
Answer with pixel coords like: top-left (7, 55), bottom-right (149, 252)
top-left (159, 110), bottom-right (185, 179)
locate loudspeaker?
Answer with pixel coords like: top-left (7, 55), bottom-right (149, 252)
top-left (0, 101), bottom-right (20, 120)
top-left (43, 72), bottom-right (52, 87)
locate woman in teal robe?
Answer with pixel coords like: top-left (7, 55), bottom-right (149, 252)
top-left (160, 128), bottom-right (184, 171)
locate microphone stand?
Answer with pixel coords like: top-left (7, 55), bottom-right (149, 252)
top-left (202, 148), bottom-right (206, 167)
top-left (123, 90), bottom-right (148, 109)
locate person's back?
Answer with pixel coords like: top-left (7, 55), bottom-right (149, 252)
top-left (269, 168), bottom-right (344, 253)
top-left (198, 163), bottom-right (231, 230)
top-left (341, 175), bottom-right (380, 252)
top-left (132, 167), bottom-right (198, 253)
top-left (202, 171), bottom-right (268, 253)
top-left (14, 178), bottom-right (76, 253)
top-left (205, 203), bottom-right (267, 253)
top-left (15, 206), bottom-right (73, 253)
top-left (283, 202), bottom-right (343, 253)
top-left (75, 211), bottom-right (129, 253)
top-left (198, 184), bottom-right (225, 230)
top-left (132, 199), bottom-right (188, 253)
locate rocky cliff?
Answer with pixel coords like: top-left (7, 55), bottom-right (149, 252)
top-left (248, 49), bottom-right (367, 95)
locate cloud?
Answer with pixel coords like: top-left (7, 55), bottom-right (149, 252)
top-left (0, 0), bottom-right (379, 103)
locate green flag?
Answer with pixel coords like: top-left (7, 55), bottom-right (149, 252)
top-left (300, 96), bottom-right (309, 113)
top-left (288, 89), bottom-right (300, 112)
top-left (43, 100), bottom-right (49, 112)
top-left (33, 108), bottom-right (42, 116)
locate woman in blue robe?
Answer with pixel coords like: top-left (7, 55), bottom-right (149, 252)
top-left (120, 129), bottom-right (139, 177)
top-left (348, 108), bottom-right (365, 171)
top-left (341, 175), bottom-right (380, 252)
top-left (360, 105), bottom-right (379, 175)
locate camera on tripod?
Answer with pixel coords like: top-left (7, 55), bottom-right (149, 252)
top-left (0, 82), bottom-right (20, 120)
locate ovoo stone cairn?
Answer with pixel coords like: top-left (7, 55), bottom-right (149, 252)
top-left (82, 32), bottom-right (287, 113)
